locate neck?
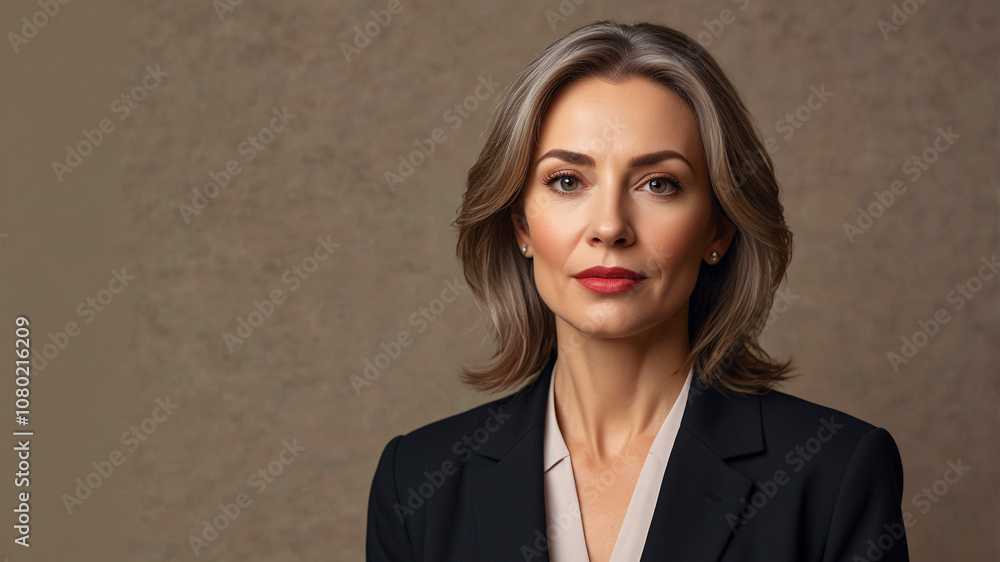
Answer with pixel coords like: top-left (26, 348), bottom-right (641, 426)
top-left (551, 316), bottom-right (691, 463)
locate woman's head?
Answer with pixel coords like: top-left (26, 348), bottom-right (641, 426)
top-left (453, 20), bottom-right (794, 394)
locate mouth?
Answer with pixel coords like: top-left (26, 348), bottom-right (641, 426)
top-left (572, 266), bottom-right (646, 295)
top-left (572, 266), bottom-right (645, 280)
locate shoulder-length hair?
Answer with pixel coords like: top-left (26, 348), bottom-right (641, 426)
top-left (452, 20), bottom-right (794, 395)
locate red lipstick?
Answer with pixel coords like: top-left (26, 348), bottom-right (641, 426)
top-left (572, 266), bottom-right (646, 295)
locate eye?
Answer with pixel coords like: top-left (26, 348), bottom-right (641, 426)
top-left (541, 171), bottom-right (685, 197)
top-left (555, 176), bottom-right (580, 192)
top-left (542, 172), bottom-right (584, 194)
top-left (642, 175), bottom-right (684, 195)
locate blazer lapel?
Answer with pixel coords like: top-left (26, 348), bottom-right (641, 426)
top-left (471, 349), bottom-right (557, 561)
top-left (640, 377), bottom-right (765, 561)
top-left (469, 348), bottom-right (765, 562)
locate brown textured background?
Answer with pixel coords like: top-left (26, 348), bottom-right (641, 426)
top-left (0, 0), bottom-right (997, 560)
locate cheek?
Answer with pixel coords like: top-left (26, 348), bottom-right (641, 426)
top-left (523, 203), bottom-right (580, 306)
top-left (525, 201), bottom-right (578, 262)
top-left (666, 220), bottom-right (706, 258)
top-left (643, 211), bottom-right (711, 268)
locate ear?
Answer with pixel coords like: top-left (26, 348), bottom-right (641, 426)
top-left (511, 204), bottom-right (530, 247)
top-left (707, 209), bottom-right (736, 260)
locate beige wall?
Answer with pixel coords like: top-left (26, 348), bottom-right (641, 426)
top-left (0, 0), bottom-right (996, 560)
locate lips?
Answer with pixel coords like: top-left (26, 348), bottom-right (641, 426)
top-left (572, 266), bottom-right (646, 295)
top-left (572, 266), bottom-right (645, 279)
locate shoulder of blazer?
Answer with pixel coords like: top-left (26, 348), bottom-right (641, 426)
top-left (662, 380), bottom-right (907, 560)
top-left (391, 356), bottom-right (551, 476)
top-left (755, 388), bottom-right (884, 458)
top-left (690, 383), bottom-right (904, 503)
top-left (368, 351), bottom-right (556, 559)
top-left (679, 376), bottom-right (903, 494)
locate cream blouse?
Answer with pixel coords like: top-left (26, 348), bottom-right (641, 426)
top-left (542, 357), bottom-right (694, 561)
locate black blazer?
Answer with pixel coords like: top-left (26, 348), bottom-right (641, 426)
top-left (367, 348), bottom-right (909, 561)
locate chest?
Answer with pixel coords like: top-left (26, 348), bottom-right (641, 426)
top-left (570, 446), bottom-right (652, 561)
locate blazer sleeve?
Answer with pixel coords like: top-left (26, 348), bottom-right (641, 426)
top-left (821, 427), bottom-right (909, 561)
top-left (366, 434), bottom-right (415, 561)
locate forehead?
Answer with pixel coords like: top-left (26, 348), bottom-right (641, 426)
top-left (533, 76), bottom-right (702, 163)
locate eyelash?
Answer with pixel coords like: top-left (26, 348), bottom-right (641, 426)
top-left (541, 170), bottom-right (685, 197)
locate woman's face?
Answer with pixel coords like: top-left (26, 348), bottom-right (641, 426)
top-left (513, 76), bottom-right (733, 341)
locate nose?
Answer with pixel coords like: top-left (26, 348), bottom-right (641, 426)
top-left (585, 176), bottom-right (635, 248)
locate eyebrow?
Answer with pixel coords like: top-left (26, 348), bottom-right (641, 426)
top-left (533, 148), bottom-right (694, 172)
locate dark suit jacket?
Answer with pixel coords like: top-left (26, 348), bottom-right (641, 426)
top-left (367, 348), bottom-right (909, 561)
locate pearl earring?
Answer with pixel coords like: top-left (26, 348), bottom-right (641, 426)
top-left (521, 244), bottom-right (527, 254)
top-left (709, 251), bottom-right (720, 262)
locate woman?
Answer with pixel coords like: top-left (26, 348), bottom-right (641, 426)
top-left (367, 20), bottom-right (908, 561)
